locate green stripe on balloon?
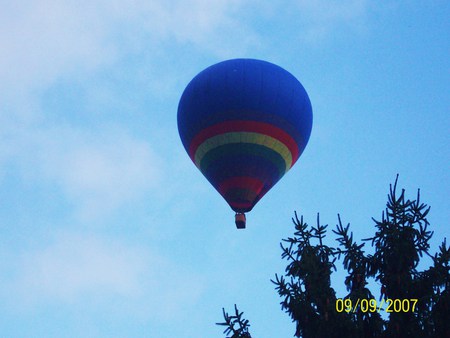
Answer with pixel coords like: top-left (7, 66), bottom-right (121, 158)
top-left (194, 132), bottom-right (293, 170)
top-left (199, 143), bottom-right (287, 179)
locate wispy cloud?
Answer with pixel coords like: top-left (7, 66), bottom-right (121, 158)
top-left (295, 0), bottom-right (370, 42)
top-left (13, 233), bottom-right (145, 303)
top-left (1, 231), bottom-right (204, 319)
top-left (0, 1), bottom-right (116, 100)
top-left (0, 0), bottom-right (256, 102)
top-left (13, 125), bottom-right (164, 220)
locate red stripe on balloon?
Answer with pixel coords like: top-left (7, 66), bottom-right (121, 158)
top-left (229, 201), bottom-right (253, 211)
top-left (218, 176), bottom-right (264, 196)
top-left (188, 120), bottom-right (299, 162)
top-left (218, 177), bottom-right (263, 212)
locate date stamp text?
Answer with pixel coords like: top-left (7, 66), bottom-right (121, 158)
top-left (335, 298), bottom-right (418, 313)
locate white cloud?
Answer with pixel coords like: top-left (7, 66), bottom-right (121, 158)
top-left (0, 111), bottom-right (163, 220)
top-left (14, 233), bottom-right (145, 303)
top-left (0, 0), bottom-right (255, 101)
top-left (2, 231), bottom-right (204, 319)
top-left (295, 0), bottom-right (370, 41)
top-left (143, 0), bottom-right (256, 53)
top-left (0, 0), bottom-right (116, 99)
top-left (22, 125), bottom-right (164, 220)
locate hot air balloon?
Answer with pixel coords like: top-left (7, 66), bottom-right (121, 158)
top-left (177, 59), bottom-right (312, 229)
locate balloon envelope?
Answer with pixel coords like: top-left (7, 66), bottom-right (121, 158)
top-left (177, 59), bottom-right (312, 213)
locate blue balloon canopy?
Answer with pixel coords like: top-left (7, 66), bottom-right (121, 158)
top-left (177, 58), bottom-right (313, 214)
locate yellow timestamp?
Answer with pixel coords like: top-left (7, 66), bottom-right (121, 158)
top-left (335, 298), bottom-right (418, 313)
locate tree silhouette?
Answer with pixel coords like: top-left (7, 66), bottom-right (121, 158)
top-left (218, 177), bottom-right (449, 337)
top-left (216, 304), bottom-right (252, 338)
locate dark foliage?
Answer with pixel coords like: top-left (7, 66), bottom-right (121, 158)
top-left (217, 304), bottom-right (252, 338)
top-left (219, 178), bottom-right (449, 337)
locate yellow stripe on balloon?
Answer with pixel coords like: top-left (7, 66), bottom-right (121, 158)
top-left (194, 132), bottom-right (293, 170)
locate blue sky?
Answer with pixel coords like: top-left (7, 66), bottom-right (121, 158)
top-left (0, 1), bottom-right (448, 337)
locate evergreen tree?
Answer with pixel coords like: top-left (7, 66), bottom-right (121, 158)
top-left (218, 178), bottom-right (449, 337)
top-left (216, 304), bottom-right (252, 338)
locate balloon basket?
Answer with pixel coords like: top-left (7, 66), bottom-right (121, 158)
top-left (235, 213), bottom-right (246, 229)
